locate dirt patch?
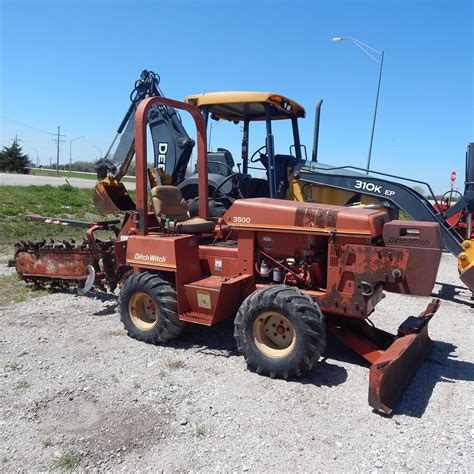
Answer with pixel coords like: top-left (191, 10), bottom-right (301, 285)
top-left (166, 359), bottom-right (186, 370)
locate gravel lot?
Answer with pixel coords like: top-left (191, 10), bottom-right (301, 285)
top-left (1, 253), bottom-right (473, 472)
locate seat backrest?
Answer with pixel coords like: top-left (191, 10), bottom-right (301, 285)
top-left (151, 185), bottom-right (189, 221)
top-left (194, 148), bottom-right (235, 177)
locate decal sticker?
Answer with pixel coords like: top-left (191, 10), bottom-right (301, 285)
top-left (354, 180), bottom-right (396, 196)
top-left (215, 259), bottom-right (222, 271)
top-left (295, 207), bottom-right (339, 228)
top-left (232, 216), bottom-right (251, 224)
top-left (134, 253), bottom-right (167, 263)
top-left (197, 291), bottom-right (211, 309)
top-left (157, 142), bottom-right (168, 165)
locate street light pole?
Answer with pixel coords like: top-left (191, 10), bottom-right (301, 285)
top-left (208, 122), bottom-right (219, 152)
top-left (27, 147), bottom-right (39, 167)
top-left (92, 144), bottom-right (103, 159)
top-left (366, 50), bottom-right (384, 173)
top-left (332, 37), bottom-right (384, 174)
top-left (69, 136), bottom-right (85, 175)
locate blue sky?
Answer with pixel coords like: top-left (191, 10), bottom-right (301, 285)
top-left (0, 0), bottom-right (472, 192)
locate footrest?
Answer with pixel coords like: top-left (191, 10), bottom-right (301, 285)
top-left (180, 311), bottom-right (214, 325)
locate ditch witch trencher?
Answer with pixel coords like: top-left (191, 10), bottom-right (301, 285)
top-left (14, 96), bottom-right (443, 414)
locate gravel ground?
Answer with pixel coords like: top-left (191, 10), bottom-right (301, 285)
top-left (1, 253), bottom-right (473, 472)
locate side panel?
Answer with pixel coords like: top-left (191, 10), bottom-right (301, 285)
top-left (383, 220), bottom-right (442, 296)
top-left (125, 234), bottom-right (202, 313)
top-left (320, 243), bottom-right (409, 318)
top-left (198, 245), bottom-right (240, 276)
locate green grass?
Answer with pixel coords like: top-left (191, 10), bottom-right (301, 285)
top-left (5, 361), bottom-right (21, 371)
top-left (0, 274), bottom-right (49, 306)
top-left (0, 185), bottom-right (134, 246)
top-left (30, 168), bottom-right (135, 183)
top-left (40, 437), bottom-right (53, 448)
top-left (15, 380), bottom-right (30, 390)
top-left (195, 425), bottom-right (205, 438)
top-left (53, 451), bottom-right (78, 471)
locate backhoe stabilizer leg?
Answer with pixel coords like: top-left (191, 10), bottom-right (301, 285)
top-left (368, 299), bottom-right (440, 414)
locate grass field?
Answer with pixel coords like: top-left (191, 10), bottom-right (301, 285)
top-left (29, 168), bottom-right (135, 183)
top-left (0, 273), bottom-right (49, 306)
top-left (0, 185), bottom-right (130, 248)
top-left (0, 184), bottom-right (116, 305)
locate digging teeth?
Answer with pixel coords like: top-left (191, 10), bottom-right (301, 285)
top-left (32, 241), bottom-right (44, 250)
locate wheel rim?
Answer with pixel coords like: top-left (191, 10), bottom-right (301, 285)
top-left (128, 292), bottom-right (159, 331)
top-left (252, 311), bottom-right (296, 358)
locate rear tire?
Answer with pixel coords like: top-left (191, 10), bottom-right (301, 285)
top-left (119, 272), bottom-right (184, 344)
top-left (234, 285), bottom-right (326, 379)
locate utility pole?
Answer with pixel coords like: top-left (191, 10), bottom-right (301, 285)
top-left (11, 135), bottom-right (22, 146)
top-left (51, 126), bottom-right (66, 176)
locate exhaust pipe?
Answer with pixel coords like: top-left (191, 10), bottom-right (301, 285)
top-left (311, 99), bottom-right (324, 162)
top-left (465, 143), bottom-right (474, 207)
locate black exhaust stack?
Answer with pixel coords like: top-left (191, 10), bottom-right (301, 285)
top-left (465, 143), bottom-right (474, 210)
top-left (311, 99), bottom-right (323, 162)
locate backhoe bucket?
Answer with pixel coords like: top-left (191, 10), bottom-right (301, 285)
top-left (93, 179), bottom-right (135, 215)
top-left (368, 299), bottom-right (440, 414)
top-left (459, 264), bottom-right (474, 292)
top-left (458, 240), bottom-right (474, 292)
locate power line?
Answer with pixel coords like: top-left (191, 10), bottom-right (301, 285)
top-left (1, 115), bottom-right (55, 135)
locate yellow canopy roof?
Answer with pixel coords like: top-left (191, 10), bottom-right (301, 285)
top-left (184, 91), bottom-right (305, 122)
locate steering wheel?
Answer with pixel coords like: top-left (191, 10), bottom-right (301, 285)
top-left (441, 189), bottom-right (465, 229)
top-left (250, 145), bottom-right (267, 163)
top-left (441, 189), bottom-right (464, 208)
top-left (212, 173), bottom-right (246, 200)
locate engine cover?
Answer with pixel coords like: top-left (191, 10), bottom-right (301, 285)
top-left (224, 198), bottom-right (388, 239)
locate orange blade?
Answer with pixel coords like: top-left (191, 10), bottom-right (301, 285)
top-left (368, 299), bottom-right (440, 414)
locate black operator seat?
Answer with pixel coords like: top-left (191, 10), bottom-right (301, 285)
top-left (151, 186), bottom-right (215, 234)
top-left (206, 147), bottom-right (235, 176)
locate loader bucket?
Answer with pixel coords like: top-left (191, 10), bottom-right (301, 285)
top-left (93, 179), bottom-right (136, 215)
top-left (368, 299), bottom-right (440, 414)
